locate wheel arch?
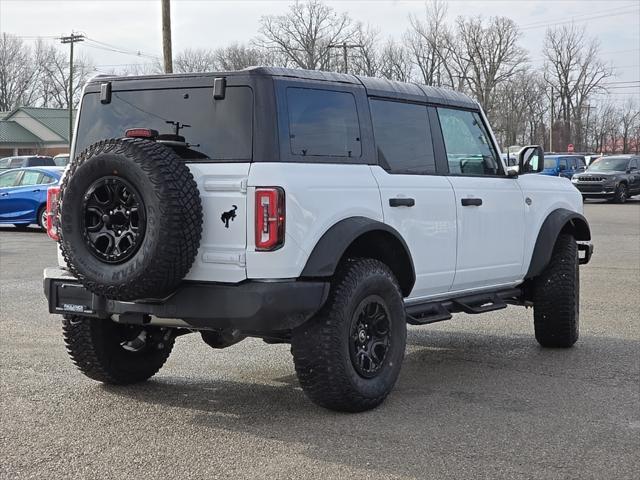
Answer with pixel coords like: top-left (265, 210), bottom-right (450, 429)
top-left (525, 208), bottom-right (590, 279)
top-left (301, 217), bottom-right (416, 297)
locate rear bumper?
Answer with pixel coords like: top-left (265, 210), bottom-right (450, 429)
top-left (43, 267), bottom-right (330, 333)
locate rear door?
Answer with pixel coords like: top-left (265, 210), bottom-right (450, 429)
top-left (8, 169), bottom-right (47, 221)
top-left (435, 107), bottom-right (526, 292)
top-left (0, 170), bottom-right (23, 221)
top-left (369, 99), bottom-right (457, 299)
top-left (74, 80), bottom-right (254, 283)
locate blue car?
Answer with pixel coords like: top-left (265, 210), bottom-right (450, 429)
top-left (0, 167), bottom-right (64, 230)
top-left (541, 154), bottom-right (587, 178)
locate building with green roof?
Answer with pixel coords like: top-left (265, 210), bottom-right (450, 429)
top-left (0, 107), bottom-right (74, 158)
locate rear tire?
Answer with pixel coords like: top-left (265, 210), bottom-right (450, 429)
top-left (291, 258), bottom-right (406, 412)
top-left (533, 234), bottom-right (580, 348)
top-left (62, 315), bottom-right (175, 384)
top-left (37, 205), bottom-right (47, 230)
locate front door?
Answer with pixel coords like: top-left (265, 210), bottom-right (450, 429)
top-left (369, 98), bottom-right (457, 299)
top-left (435, 107), bottom-right (526, 292)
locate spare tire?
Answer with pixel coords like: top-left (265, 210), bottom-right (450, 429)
top-left (59, 138), bottom-right (202, 301)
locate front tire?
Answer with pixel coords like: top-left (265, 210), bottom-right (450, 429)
top-left (533, 234), bottom-right (580, 348)
top-left (62, 315), bottom-right (175, 384)
top-left (613, 183), bottom-right (628, 203)
top-left (291, 259), bottom-right (406, 412)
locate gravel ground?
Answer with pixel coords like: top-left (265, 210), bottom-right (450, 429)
top-left (1, 199), bottom-right (639, 480)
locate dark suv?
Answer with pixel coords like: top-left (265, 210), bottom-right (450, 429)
top-left (572, 155), bottom-right (640, 203)
top-left (0, 155), bottom-right (56, 170)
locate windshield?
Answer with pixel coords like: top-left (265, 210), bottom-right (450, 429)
top-left (587, 157), bottom-right (629, 172)
top-left (75, 86), bottom-right (253, 161)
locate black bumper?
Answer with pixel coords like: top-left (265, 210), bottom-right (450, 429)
top-left (44, 268), bottom-right (330, 332)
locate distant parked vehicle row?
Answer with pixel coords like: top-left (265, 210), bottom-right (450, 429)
top-left (572, 155), bottom-right (640, 203)
top-left (0, 166), bottom-right (64, 229)
top-left (0, 155), bottom-right (56, 170)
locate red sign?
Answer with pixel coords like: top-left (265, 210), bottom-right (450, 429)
top-left (567, 144), bottom-right (574, 153)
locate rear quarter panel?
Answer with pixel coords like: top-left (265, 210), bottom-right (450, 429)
top-left (245, 163), bottom-right (383, 279)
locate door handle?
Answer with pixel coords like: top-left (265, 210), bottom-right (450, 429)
top-left (461, 198), bottom-right (483, 207)
top-left (389, 197), bottom-right (415, 207)
top-left (0, 192), bottom-right (9, 197)
top-left (32, 189), bottom-right (41, 192)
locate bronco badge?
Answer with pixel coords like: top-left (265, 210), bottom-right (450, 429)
top-left (221, 205), bottom-right (238, 228)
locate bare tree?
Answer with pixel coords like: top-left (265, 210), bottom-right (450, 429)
top-left (543, 24), bottom-right (613, 151)
top-left (174, 48), bottom-right (217, 73)
top-left (378, 40), bottom-right (413, 82)
top-left (619, 99), bottom-right (640, 154)
top-left (38, 45), bottom-right (94, 109)
top-left (0, 33), bottom-right (41, 111)
top-left (214, 43), bottom-right (279, 71)
top-left (407, 0), bottom-right (455, 87)
top-left (455, 16), bottom-right (527, 115)
top-left (348, 23), bottom-right (380, 77)
top-left (256, 0), bottom-right (354, 70)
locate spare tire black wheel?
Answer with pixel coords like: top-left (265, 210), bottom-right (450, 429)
top-left (59, 138), bottom-right (202, 301)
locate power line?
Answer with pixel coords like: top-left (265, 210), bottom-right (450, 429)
top-left (519, 5), bottom-right (639, 28)
top-left (520, 8), bottom-right (640, 31)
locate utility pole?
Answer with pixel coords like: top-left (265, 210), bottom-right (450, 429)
top-left (161, 0), bottom-right (173, 73)
top-left (549, 86), bottom-right (554, 152)
top-left (60, 33), bottom-right (84, 148)
top-left (328, 42), bottom-right (362, 74)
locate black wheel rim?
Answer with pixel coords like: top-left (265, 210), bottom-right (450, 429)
top-left (349, 295), bottom-right (391, 378)
top-left (81, 176), bottom-right (146, 263)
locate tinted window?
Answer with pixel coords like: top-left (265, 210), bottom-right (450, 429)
top-left (370, 99), bottom-right (435, 174)
top-left (544, 157), bottom-right (558, 169)
top-left (29, 157), bottom-right (54, 167)
top-left (575, 157), bottom-right (586, 168)
top-left (287, 87), bottom-right (361, 158)
top-left (19, 170), bottom-right (41, 186)
top-left (437, 108), bottom-right (501, 176)
top-left (0, 170), bottom-right (21, 187)
top-left (9, 158), bottom-right (24, 168)
top-left (559, 157), bottom-right (569, 169)
top-left (76, 86), bottom-right (253, 161)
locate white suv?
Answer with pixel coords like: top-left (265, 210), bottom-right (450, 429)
top-left (43, 67), bottom-right (593, 412)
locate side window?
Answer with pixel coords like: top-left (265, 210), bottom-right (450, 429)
top-left (369, 99), bottom-right (436, 174)
top-left (576, 157), bottom-right (586, 168)
top-left (19, 170), bottom-right (41, 186)
top-left (559, 157), bottom-right (569, 170)
top-left (40, 174), bottom-right (57, 184)
top-left (0, 158), bottom-right (11, 169)
top-left (629, 159), bottom-right (638, 170)
top-left (287, 87), bottom-right (361, 158)
top-left (0, 170), bottom-right (21, 187)
top-left (9, 158), bottom-right (24, 168)
top-left (437, 108), bottom-right (501, 176)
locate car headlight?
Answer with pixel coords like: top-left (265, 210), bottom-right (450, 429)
top-left (571, 177), bottom-right (579, 183)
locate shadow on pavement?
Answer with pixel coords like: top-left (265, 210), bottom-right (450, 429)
top-left (102, 330), bottom-right (639, 478)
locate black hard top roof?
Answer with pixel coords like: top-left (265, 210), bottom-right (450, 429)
top-left (89, 66), bottom-right (477, 109)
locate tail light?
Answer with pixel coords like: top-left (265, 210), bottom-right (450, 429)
top-left (46, 186), bottom-right (61, 241)
top-left (255, 187), bottom-right (285, 251)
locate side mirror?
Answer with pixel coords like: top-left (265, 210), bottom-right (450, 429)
top-left (518, 145), bottom-right (544, 174)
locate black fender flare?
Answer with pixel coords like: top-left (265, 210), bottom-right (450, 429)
top-left (301, 216), bottom-right (416, 294)
top-left (525, 208), bottom-right (591, 279)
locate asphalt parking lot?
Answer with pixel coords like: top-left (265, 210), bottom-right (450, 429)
top-left (1, 199), bottom-right (639, 480)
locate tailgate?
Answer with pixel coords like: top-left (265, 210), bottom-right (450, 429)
top-left (184, 163), bottom-right (249, 283)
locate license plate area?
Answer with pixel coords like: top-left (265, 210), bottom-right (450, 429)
top-left (50, 282), bottom-right (102, 316)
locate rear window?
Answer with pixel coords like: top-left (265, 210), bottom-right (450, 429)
top-left (286, 87), bottom-right (361, 158)
top-left (75, 86), bottom-right (253, 161)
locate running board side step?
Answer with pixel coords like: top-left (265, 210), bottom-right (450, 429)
top-left (405, 288), bottom-right (523, 325)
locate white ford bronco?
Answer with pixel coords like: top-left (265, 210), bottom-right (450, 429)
top-left (44, 67), bottom-right (593, 412)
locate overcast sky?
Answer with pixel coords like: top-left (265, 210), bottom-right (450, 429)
top-left (1, 0), bottom-right (638, 102)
